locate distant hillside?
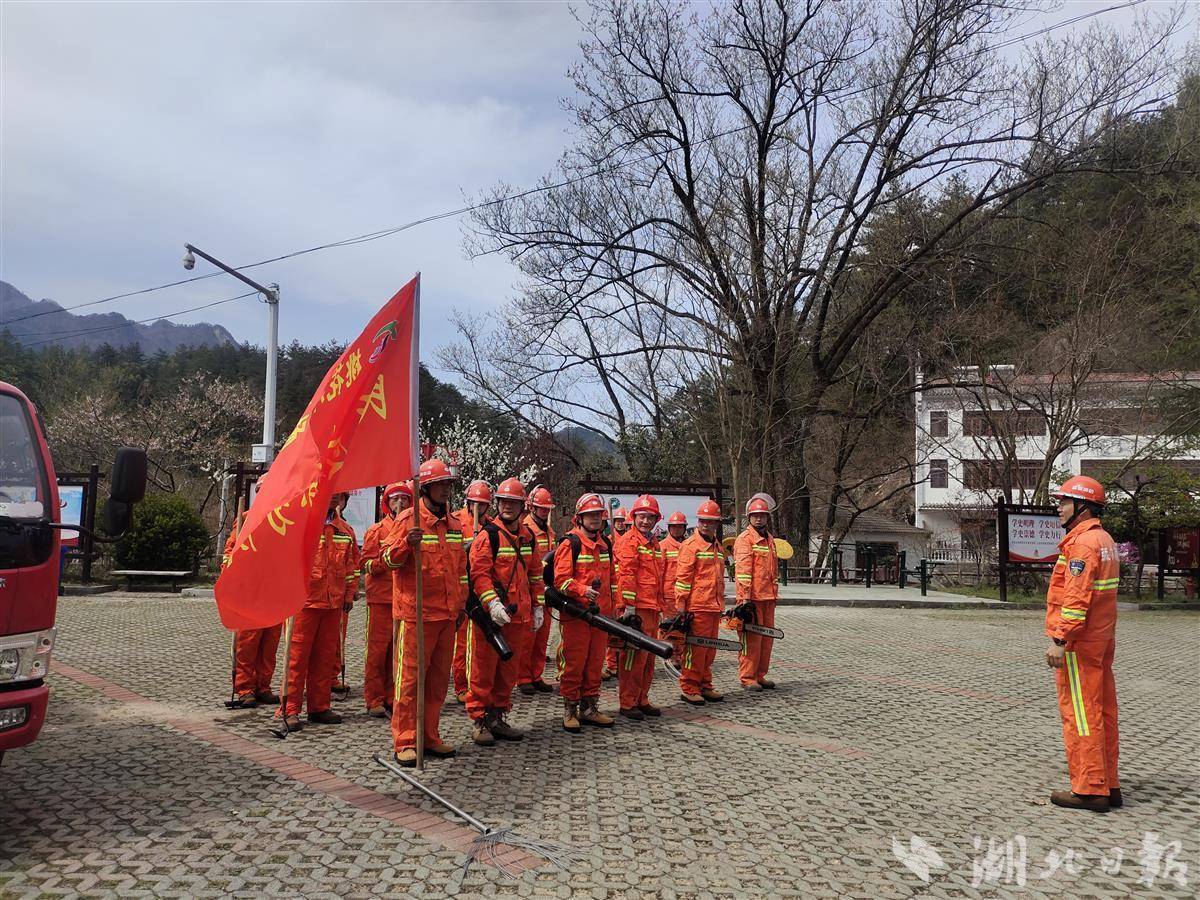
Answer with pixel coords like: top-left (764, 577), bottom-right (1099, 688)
top-left (0, 280), bottom-right (236, 353)
top-left (556, 424), bottom-right (619, 456)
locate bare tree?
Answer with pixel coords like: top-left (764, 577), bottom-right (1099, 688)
top-left (449, 0), bottom-right (1183, 565)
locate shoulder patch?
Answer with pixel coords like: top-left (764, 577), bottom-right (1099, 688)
top-left (1069, 559), bottom-right (1086, 577)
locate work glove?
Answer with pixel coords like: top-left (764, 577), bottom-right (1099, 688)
top-left (487, 598), bottom-right (511, 626)
top-left (533, 606), bottom-right (545, 630)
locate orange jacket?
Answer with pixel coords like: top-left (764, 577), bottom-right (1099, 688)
top-left (1045, 518), bottom-right (1120, 644)
top-left (456, 507), bottom-right (491, 551)
top-left (469, 518), bottom-right (539, 625)
top-left (733, 527), bottom-right (779, 602)
top-left (614, 527), bottom-right (666, 613)
top-left (552, 527), bottom-right (617, 616)
top-left (307, 516), bottom-right (360, 610)
top-left (673, 531), bottom-right (726, 613)
top-left (660, 534), bottom-right (683, 595)
top-left (382, 498), bottom-right (468, 623)
top-left (360, 515), bottom-right (395, 606)
top-left (221, 511), bottom-right (248, 570)
top-left (524, 512), bottom-right (556, 607)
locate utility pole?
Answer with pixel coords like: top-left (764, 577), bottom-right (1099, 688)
top-left (182, 244), bottom-right (279, 464)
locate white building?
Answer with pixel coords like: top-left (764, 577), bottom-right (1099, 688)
top-left (913, 367), bottom-right (1200, 560)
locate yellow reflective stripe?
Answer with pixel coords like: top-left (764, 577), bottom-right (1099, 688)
top-left (1093, 579), bottom-right (1120, 590)
top-left (736, 574), bottom-right (752, 582)
top-left (445, 533), bottom-right (464, 542)
top-left (497, 547), bottom-right (518, 556)
top-left (458, 575), bottom-right (469, 583)
top-left (621, 590), bottom-right (636, 599)
top-left (331, 535), bottom-right (353, 543)
top-left (697, 552), bottom-right (715, 559)
top-left (666, 551), bottom-right (679, 559)
top-left (479, 589), bottom-right (498, 603)
top-left (559, 578), bottom-right (575, 593)
top-left (675, 581), bottom-right (691, 591)
top-left (393, 621), bottom-right (406, 703)
top-left (465, 624), bottom-right (474, 682)
top-left (637, 546), bottom-right (652, 555)
top-left (1056, 554), bottom-right (1067, 564)
top-left (1061, 608), bottom-right (1087, 621)
top-left (752, 546), bottom-right (770, 553)
top-left (578, 554), bottom-right (595, 562)
top-left (1065, 651), bottom-right (1090, 736)
top-left (598, 554), bottom-right (610, 562)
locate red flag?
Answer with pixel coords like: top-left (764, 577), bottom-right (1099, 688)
top-left (215, 275), bottom-right (420, 630)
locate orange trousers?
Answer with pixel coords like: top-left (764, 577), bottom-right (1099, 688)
top-left (233, 625), bottom-right (281, 696)
top-left (605, 644), bottom-right (619, 673)
top-left (679, 612), bottom-right (721, 695)
top-left (518, 610), bottom-right (553, 685)
top-left (333, 609), bottom-right (348, 685)
top-left (452, 617), bottom-right (469, 695)
top-left (617, 609), bottom-right (660, 709)
top-left (1055, 638), bottom-right (1120, 795)
top-left (557, 615), bottom-right (607, 702)
top-left (362, 604), bottom-right (394, 711)
top-left (465, 620), bottom-right (530, 720)
top-left (391, 618), bottom-right (455, 752)
top-left (282, 607), bottom-right (340, 717)
top-left (737, 600), bottom-right (776, 685)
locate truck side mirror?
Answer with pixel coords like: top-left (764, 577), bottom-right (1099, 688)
top-left (104, 448), bottom-right (147, 537)
top-left (110, 447), bottom-right (147, 504)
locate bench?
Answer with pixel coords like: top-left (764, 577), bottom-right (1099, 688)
top-left (110, 570), bottom-right (192, 592)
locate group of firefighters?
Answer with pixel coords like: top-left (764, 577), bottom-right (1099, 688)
top-left (224, 465), bottom-right (1123, 812)
top-left (223, 460), bottom-right (782, 768)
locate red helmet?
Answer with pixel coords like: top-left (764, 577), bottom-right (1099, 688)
top-left (575, 493), bottom-right (605, 515)
top-left (697, 499), bottom-right (722, 521)
top-left (613, 506), bottom-right (628, 522)
top-left (630, 494), bottom-right (661, 521)
top-left (528, 485), bottom-right (553, 510)
top-left (465, 480), bottom-right (493, 503)
top-left (746, 497), bottom-right (772, 515)
top-left (1051, 475), bottom-right (1107, 507)
top-left (667, 510), bottom-right (687, 526)
top-left (419, 458), bottom-right (457, 485)
top-left (748, 491), bottom-right (777, 512)
top-left (494, 477), bottom-right (526, 501)
top-left (380, 482), bottom-right (409, 516)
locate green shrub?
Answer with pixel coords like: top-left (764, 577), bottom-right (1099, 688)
top-left (114, 493), bottom-right (208, 572)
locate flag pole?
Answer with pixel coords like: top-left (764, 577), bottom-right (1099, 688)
top-left (411, 273), bottom-right (425, 772)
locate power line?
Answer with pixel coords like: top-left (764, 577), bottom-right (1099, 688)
top-left (0, 0), bottom-right (1147, 330)
top-left (11, 290), bottom-right (259, 349)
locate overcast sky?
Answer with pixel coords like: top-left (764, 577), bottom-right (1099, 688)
top-left (1, 1), bottom-right (1193, 379)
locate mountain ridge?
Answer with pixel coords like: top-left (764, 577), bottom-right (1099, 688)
top-left (0, 280), bottom-right (237, 353)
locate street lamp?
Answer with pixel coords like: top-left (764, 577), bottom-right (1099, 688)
top-left (182, 243), bottom-right (280, 464)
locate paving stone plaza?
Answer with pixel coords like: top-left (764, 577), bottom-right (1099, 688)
top-left (1, 594), bottom-right (1196, 898)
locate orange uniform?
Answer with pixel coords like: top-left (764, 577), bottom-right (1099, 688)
top-left (282, 516), bottom-right (359, 717)
top-left (518, 512), bottom-right (556, 687)
top-left (360, 510), bottom-right (396, 712)
top-left (673, 531), bottom-right (726, 695)
top-left (733, 527), bottom-right (779, 686)
top-left (1045, 518), bottom-right (1121, 796)
top-left (453, 509), bottom-right (490, 696)
top-left (660, 534), bottom-right (684, 592)
top-left (466, 519), bottom-right (540, 720)
top-left (552, 527), bottom-right (617, 702)
top-left (224, 524), bottom-right (282, 701)
top-left (614, 527), bottom-right (666, 710)
top-left (383, 499), bottom-right (469, 752)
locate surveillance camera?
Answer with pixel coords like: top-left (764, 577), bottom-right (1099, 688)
top-left (182, 248), bottom-right (196, 270)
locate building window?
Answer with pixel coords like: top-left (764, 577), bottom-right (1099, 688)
top-left (963, 459), bottom-right (1042, 491)
top-left (930, 458), bottom-right (948, 489)
top-left (930, 411), bottom-right (948, 437)
top-left (962, 410), bottom-right (1046, 437)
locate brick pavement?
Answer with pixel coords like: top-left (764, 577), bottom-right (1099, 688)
top-left (1, 595), bottom-right (1196, 898)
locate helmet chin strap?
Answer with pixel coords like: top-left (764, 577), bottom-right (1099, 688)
top-left (1062, 498), bottom-right (1089, 531)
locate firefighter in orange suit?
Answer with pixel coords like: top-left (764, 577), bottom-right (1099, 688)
top-left (733, 495), bottom-right (780, 691)
top-left (1044, 475), bottom-right (1122, 812)
top-left (552, 493), bottom-right (618, 732)
top-left (224, 512), bottom-right (282, 707)
top-left (614, 494), bottom-right (667, 719)
top-left (603, 505), bottom-right (632, 678)
top-left (453, 480), bottom-right (493, 703)
top-left (674, 499), bottom-right (726, 705)
top-left (518, 485), bottom-right (556, 695)
top-left (277, 494), bottom-right (360, 730)
top-left (383, 459), bottom-right (468, 767)
top-left (660, 511), bottom-right (688, 590)
top-left (360, 482), bottom-right (411, 717)
top-left (331, 491), bottom-right (355, 695)
top-left (466, 478), bottom-right (540, 745)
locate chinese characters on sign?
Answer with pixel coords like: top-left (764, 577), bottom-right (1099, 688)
top-left (1006, 513), bottom-right (1061, 563)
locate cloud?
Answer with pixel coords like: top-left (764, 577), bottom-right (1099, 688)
top-left (1, 1), bottom-right (582, 363)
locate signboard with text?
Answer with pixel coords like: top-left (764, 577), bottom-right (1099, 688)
top-left (1005, 512), bottom-right (1061, 563)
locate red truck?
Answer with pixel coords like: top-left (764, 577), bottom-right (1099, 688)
top-left (0, 381), bottom-right (145, 766)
